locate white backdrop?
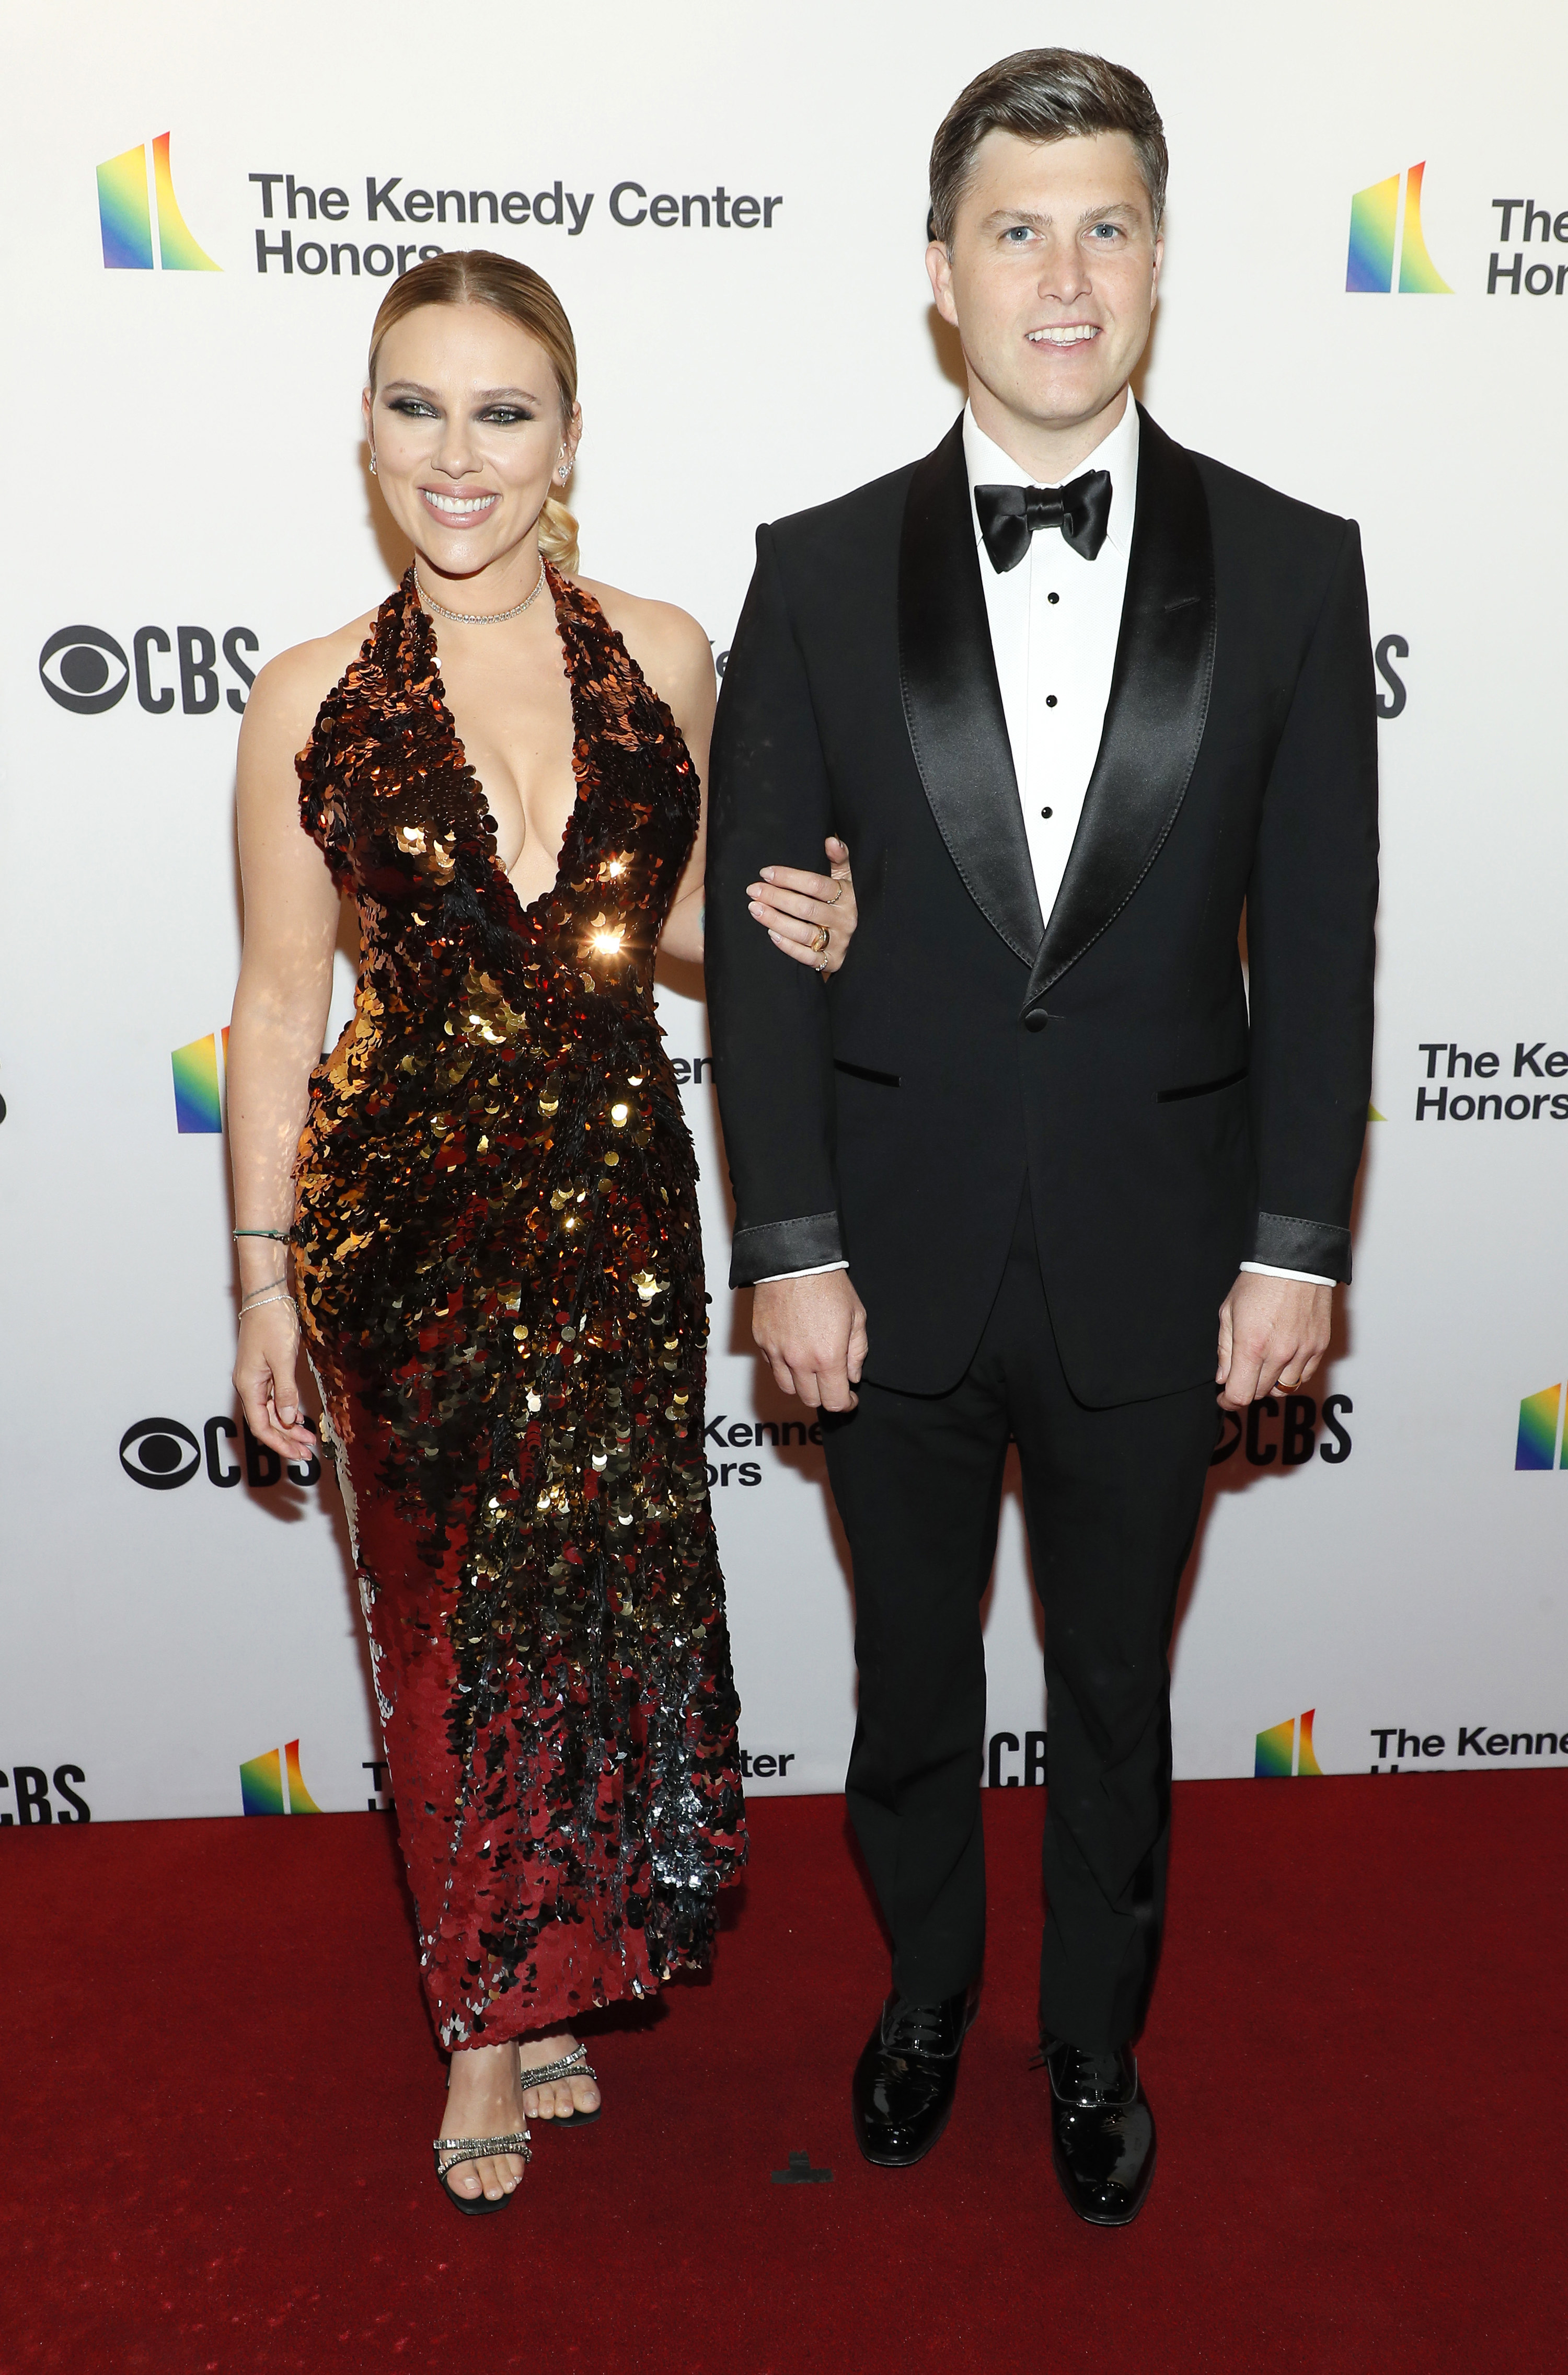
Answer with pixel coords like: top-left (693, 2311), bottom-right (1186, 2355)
top-left (4, 0), bottom-right (1566, 1826)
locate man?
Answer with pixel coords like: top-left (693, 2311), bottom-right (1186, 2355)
top-left (706, 50), bottom-right (1376, 2225)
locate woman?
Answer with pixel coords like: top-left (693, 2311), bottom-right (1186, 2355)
top-left (228, 251), bottom-right (857, 2214)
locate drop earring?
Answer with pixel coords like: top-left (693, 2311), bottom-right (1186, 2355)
top-left (370, 451), bottom-right (378, 476)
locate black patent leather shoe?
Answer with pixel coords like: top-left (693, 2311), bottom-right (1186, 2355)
top-left (852, 1987), bottom-right (976, 2168)
top-left (1039, 2037), bottom-right (1157, 2226)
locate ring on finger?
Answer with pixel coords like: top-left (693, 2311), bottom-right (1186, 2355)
top-left (810, 924), bottom-right (829, 954)
top-left (829, 882), bottom-right (845, 904)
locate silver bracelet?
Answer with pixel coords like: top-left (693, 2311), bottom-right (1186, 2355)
top-left (240, 1288), bottom-right (298, 1318)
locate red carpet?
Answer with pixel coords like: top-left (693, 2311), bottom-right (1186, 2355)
top-left (2, 1776), bottom-right (1561, 2374)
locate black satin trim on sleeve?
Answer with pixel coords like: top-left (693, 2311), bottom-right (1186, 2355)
top-left (1248, 1211), bottom-right (1352, 1284)
top-left (730, 1211), bottom-right (845, 1288)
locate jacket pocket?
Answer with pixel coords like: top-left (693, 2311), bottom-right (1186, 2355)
top-left (1156, 1066), bottom-right (1248, 1105)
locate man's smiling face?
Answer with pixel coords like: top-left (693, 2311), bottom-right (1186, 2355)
top-left (928, 128), bottom-right (1162, 461)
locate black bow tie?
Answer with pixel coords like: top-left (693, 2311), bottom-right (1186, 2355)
top-left (974, 471), bottom-right (1113, 572)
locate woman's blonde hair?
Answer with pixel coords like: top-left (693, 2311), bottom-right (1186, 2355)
top-left (367, 249), bottom-right (581, 575)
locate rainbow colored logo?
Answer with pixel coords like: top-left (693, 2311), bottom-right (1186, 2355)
top-left (1346, 162), bottom-right (1451, 294)
top-left (97, 132), bottom-right (218, 272)
top-left (171, 1027), bottom-right (228, 1133)
top-left (1254, 1709), bottom-right (1325, 1778)
top-left (240, 1739), bottom-right (322, 1816)
top-left (1515, 1384), bottom-right (1568, 1470)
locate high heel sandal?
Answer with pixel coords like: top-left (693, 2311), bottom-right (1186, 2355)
top-left (432, 2125), bottom-right (532, 2216)
top-left (518, 2042), bottom-right (601, 2129)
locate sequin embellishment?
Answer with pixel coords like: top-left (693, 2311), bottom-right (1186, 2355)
top-left (292, 567), bottom-right (744, 2047)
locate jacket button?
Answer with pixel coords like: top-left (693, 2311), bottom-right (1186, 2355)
top-left (1024, 1011), bottom-right (1050, 1034)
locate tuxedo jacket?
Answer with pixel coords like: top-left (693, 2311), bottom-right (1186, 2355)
top-left (705, 407), bottom-right (1378, 1407)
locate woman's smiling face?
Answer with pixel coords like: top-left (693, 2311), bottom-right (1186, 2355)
top-left (364, 301), bottom-right (579, 585)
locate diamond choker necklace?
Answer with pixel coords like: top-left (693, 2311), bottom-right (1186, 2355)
top-left (414, 562), bottom-right (547, 625)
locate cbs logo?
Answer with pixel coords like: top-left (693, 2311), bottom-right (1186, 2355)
top-left (120, 1414), bottom-right (321, 1491)
top-left (40, 624), bottom-right (260, 717)
top-left (1210, 1392), bottom-right (1353, 1470)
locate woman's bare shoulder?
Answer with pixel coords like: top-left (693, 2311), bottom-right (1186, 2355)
top-left (575, 576), bottom-right (714, 697)
top-left (242, 603), bottom-right (385, 749)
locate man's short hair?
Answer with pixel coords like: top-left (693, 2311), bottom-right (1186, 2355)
top-left (929, 49), bottom-right (1168, 245)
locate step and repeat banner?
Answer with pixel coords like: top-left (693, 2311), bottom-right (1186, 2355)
top-left (3, 0), bottom-right (1565, 1826)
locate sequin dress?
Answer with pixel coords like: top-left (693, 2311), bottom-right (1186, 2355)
top-left (290, 567), bottom-right (744, 2048)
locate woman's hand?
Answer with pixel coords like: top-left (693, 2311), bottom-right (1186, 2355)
top-left (234, 1300), bottom-right (317, 1464)
top-left (747, 837), bottom-right (858, 977)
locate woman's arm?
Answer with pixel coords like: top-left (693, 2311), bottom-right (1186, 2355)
top-left (642, 603), bottom-right (717, 966)
top-left (228, 641), bottom-right (346, 1462)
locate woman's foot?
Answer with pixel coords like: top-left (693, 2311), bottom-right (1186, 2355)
top-left (439, 2041), bottom-right (531, 2205)
top-left (517, 2032), bottom-right (602, 2122)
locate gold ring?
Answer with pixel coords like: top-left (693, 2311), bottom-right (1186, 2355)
top-left (810, 925), bottom-right (829, 954)
top-left (829, 882), bottom-right (845, 904)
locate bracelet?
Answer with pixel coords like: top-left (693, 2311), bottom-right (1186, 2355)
top-left (240, 1289), bottom-right (298, 1318)
top-left (234, 1227), bottom-right (291, 1243)
top-left (240, 1273), bottom-right (289, 1301)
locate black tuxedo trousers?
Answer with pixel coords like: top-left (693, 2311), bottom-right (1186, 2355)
top-left (826, 1186), bottom-right (1216, 2048)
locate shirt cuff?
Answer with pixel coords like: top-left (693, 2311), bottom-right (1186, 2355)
top-left (1239, 1261), bottom-right (1335, 1288)
top-left (755, 1260), bottom-right (850, 1283)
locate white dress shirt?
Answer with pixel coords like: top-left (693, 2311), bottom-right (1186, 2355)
top-left (964, 397), bottom-right (1138, 927)
top-left (761, 394), bottom-right (1329, 1291)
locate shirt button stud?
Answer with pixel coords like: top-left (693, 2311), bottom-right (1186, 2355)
top-left (1040, 806), bottom-right (1053, 819)
top-left (1045, 695), bottom-right (1058, 707)
top-left (1047, 591), bottom-right (1060, 605)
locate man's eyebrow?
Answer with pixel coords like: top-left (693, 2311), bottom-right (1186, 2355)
top-left (976, 202), bottom-right (1142, 232)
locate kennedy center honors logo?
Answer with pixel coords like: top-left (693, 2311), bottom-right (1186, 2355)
top-left (98, 133), bottom-right (218, 271)
top-left (1516, 1384), bottom-right (1568, 1471)
top-left (240, 1740), bottom-right (322, 1815)
top-left (1346, 163), bottom-right (1451, 294)
top-left (1254, 1710), bottom-right (1325, 1777)
top-left (172, 1029), bottom-right (228, 1134)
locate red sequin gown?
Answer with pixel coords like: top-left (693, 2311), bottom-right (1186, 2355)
top-left (291, 567), bottom-right (745, 2048)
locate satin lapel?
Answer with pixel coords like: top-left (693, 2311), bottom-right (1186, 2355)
top-left (898, 418), bottom-right (1044, 966)
top-left (1024, 407), bottom-right (1216, 1013)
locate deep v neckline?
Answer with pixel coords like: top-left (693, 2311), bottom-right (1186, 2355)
top-left (414, 563), bottom-right (590, 930)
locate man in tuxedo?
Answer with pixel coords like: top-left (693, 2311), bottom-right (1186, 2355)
top-left (706, 49), bottom-right (1376, 2224)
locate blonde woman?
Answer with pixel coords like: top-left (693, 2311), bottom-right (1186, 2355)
top-left (227, 253), bottom-right (857, 2212)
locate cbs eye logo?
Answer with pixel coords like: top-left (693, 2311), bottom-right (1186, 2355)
top-left (40, 623), bottom-right (259, 716)
top-left (39, 626), bottom-right (130, 715)
top-left (120, 1416), bottom-right (200, 1488)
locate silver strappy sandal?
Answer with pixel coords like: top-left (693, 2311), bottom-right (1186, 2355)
top-left (432, 2125), bottom-right (532, 2217)
top-left (517, 2042), bottom-right (601, 2130)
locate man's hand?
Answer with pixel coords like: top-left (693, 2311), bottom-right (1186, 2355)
top-left (752, 1270), bottom-right (869, 1411)
top-left (1216, 1274), bottom-right (1332, 1412)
